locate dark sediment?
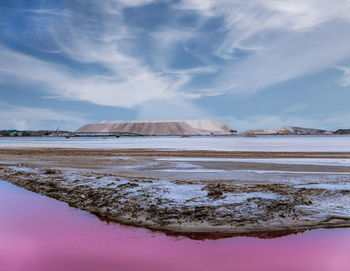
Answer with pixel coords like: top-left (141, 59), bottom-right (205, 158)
top-left (1, 148), bottom-right (350, 239)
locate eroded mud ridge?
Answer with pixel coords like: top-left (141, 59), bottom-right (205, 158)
top-left (1, 147), bottom-right (350, 237)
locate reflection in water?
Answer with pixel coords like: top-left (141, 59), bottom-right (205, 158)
top-left (1, 180), bottom-right (350, 271)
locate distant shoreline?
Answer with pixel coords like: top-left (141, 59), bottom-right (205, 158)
top-left (1, 125), bottom-right (350, 137)
top-left (1, 133), bottom-right (350, 138)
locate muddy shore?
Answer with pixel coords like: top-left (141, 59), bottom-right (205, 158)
top-left (1, 147), bottom-right (350, 238)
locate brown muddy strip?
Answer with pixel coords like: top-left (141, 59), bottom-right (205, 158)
top-left (1, 160), bottom-right (350, 240)
top-left (1, 147), bottom-right (350, 158)
top-left (2, 148), bottom-right (350, 177)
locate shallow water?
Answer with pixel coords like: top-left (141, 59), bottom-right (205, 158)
top-left (1, 135), bottom-right (350, 151)
top-left (1, 181), bottom-right (350, 271)
top-left (157, 157), bottom-right (350, 166)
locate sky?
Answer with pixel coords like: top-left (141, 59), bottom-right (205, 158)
top-left (1, 0), bottom-right (350, 131)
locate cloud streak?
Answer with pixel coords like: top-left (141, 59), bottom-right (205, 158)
top-left (337, 66), bottom-right (350, 87)
top-left (0, 103), bottom-right (87, 130)
top-left (1, 0), bottom-right (350, 130)
top-left (2, 0), bottom-right (350, 103)
top-left (225, 111), bottom-right (350, 132)
top-left (175, 0), bottom-right (350, 93)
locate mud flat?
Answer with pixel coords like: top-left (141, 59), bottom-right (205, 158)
top-left (1, 147), bottom-right (350, 238)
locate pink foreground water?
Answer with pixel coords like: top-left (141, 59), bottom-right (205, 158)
top-left (1, 181), bottom-right (350, 271)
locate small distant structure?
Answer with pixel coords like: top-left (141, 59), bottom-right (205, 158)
top-left (277, 126), bottom-right (295, 135)
top-left (75, 119), bottom-right (235, 136)
top-left (290, 127), bottom-right (333, 135)
top-left (244, 131), bottom-right (257, 137)
top-left (0, 130), bottom-right (73, 137)
top-left (334, 129), bottom-right (350, 135)
top-left (0, 130), bottom-right (22, 137)
top-left (244, 126), bottom-right (333, 136)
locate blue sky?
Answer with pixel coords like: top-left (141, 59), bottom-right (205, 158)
top-left (1, 0), bottom-right (350, 131)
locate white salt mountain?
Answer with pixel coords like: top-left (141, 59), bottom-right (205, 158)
top-left (76, 120), bottom-right (234, 136)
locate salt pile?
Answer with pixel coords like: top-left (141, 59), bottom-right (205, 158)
top-left (76, 119), bottom-right (233, 136)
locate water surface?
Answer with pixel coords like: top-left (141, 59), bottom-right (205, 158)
top-left (1, 135), bottom-right (350, 151)
top-left (1, 180), bottom-right (350, 271)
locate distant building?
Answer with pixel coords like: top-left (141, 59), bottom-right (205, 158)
top-left (244, 126), bottom-right (333, 136)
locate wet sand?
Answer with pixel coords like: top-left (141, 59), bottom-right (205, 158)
top-left (1, 147), bottom-right (350, 237)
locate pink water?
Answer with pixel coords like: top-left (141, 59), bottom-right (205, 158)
top-left (1, 181), bottom-right (350, 271)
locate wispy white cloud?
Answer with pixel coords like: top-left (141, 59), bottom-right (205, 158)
top-left (137, 98), bottom-right (211, 120)
top-left (216, 22), bottom-right (350, 94)
top-left (0, 45), bottom-right (181, 108)
top-left (0, 1), bottom-right (216, 109)
top-left (151, 28), bottom-right (194, 51)
top-left (225, 112), bottom-right (350, 132)
top-left (337, 66), bottom-right (350, 87)
top-left (117, 0), bottom-right (156, 7)
top-left (283, 104), bottom-right (308, 113)
top-left (0, 0), bottom-right (193, 109)
top-left (175, 0), bottom-right (350, 93)
top-left (176, 0), bottom-right (350, 54)
top-left (1, 0), bottom-right (350, 127)
top-left (0, 103), bottom-right (87, 130)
